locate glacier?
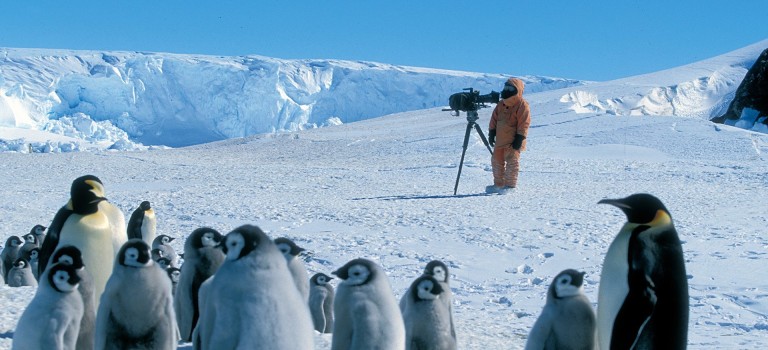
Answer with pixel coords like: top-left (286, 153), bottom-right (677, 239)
top-left (0, 48), bottom-right (584, 148)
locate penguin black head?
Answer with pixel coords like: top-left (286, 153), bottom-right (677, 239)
top-left (424, 260), bottom-right (450, 283)
top-left (118, 239), bottom-right (153, 268)
top-left (167, 267), bottom-right (181, 283)
top-left (156, 257), bottom-right (172, 269)
top-left (5, 236), bottom-right (22, 247)
top-left (70, 175), bottom-right (106, 215)
top-left (47, 263), bottom-right (82, 293)
top-left (598, 193), bottom-right (671, 225)
top-left (311, 273), bottom-right (334, 286)
top-left (222, 225), bottom-right (267, 261)
top-left (274, 237), bottom-right (306, 257)
top-left (410, 275), bottom-right (444, 301)
top-left (13, 258), bottom-right (28, 269)
top-left (151, 248), bottom-right (166, 260)
top-left (52, 245), bottom-right (85, 270)
top-left (190, 227), bottom-right (224, 249)
top-left (333, 258), bottom-right (376, 286)
top-left (23, 233), bottom-right (38, 245)
top-left (154, 234), bottom-right (175, 246)
top-left (550, 269), bottom-right (586, 299)
top-left (25, 248), bottom-right (40, 262)
top-left (30, 224), bottom-right (46, 236)
top-left (139, 201), bottom-right (151, 211)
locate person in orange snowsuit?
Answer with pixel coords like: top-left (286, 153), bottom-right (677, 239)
top-left (487, 77), bottom-right (531, 193)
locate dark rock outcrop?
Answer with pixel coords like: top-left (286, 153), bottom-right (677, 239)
top-left (712, 47), bottom-right (768, 127)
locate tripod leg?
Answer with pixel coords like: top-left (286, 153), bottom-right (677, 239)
top-left (453, 122), bottom-right (474, 195)
top-left (473, 122), bottom-right (493, 155)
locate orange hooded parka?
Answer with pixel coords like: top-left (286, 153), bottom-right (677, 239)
top-left (489, 78), bottom-right (531, 150)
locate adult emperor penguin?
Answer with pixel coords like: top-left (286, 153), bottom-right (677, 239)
top-left (525, 269), bottom-right (596, 350)
top-left (274, 237), bottom-right (310, 302)
top-left (309, 272), bottom-right (335, 333)
top-left (95, 239), bottom-right (177, 350)
top-left (195, 225), bottom-right (314, 350)
top-left (153, 234), bottom-right (179, 267)
top-left (127, 200), bottom-right (156, 246)
top-left (175, 227), bottom-right (225, 342)
top-left (37, 175), bottom-right (123, 309)
top-left (401, 275), bottom-right (456, 350)
top-left (597, 193), bottom-right (689, 350)
top-left (7, 257), bottom-right (38, 287)
top-left (2, 235), bottom-right (23, 280)
top-left (12, 263), bottom-right (83, 350)
top-left (50, 245), bottom-right (97, 350)
top-left (332, 258), bottom-right (405, 350)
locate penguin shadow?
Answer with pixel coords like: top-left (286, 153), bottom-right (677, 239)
top-left (0, 331), bottom-right (12, 339)
top-left (351, 192), bottom-right (495, 201)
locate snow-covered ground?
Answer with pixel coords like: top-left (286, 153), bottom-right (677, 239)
top-left (0, 40), bottom-right (767, 349)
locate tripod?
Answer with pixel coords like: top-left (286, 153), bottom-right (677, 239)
top-left (453, 110), bottom-right (493, 195)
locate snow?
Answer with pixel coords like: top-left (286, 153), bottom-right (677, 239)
top-left (0, 40), bottom-right (767, 349)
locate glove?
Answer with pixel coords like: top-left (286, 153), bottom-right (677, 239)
top-left (488, 129), bottom-right (496, 147)
top-left (512, 133), bottom-right (526, 150)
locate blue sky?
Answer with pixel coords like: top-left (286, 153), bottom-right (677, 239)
top-left (1, 1), bottom-right (766, 81)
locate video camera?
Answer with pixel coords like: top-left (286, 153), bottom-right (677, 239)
top-left (445, 88), bottom-right (500, 114)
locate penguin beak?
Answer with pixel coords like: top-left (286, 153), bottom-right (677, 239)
top-left (598, 198), bottom-right (632, 210)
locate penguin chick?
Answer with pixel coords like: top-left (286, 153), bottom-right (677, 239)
top-left (525, 269), bottom-right (596, 350)
top-left (30, 224), bottom-right (47, 247)
top-left (309, 272), bottom-right (335, 333)
top-left (274, 237), bottom-right (310, 302)
top-left (174, 227), bottom-right (225, 342)
top-left (195, 225), bottom-right (314, 350)
top-left (332, 258), bottom-right (405, 350)
top-left (50, 245), bottom-right (96, 350)
top-left (127, 201), bottom-right (156, 246)
top-left (597, 193), bottom-right (689, 350)
top-left (13, 263), bottom-right (83, 350)
top-left (19, 232), bottom-right (40, 262)
top-left (95, 239), bottom-right (177, 350)
top-left (400, 260), bottom-right (457, 342)
top-left (7, 258), bottom-right (38, 287)
top-left (24, 248), bottom-right (40, 281)
top-left (2, 235), bottom-right (23, 280)
top-left (402, 275), bottom-right (456, 350)
top-left (166, 267), bottom-right (181, 297)
top-left (152, 235), bottom-right (178, 266)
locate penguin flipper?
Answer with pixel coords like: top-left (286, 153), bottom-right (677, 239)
top-left (41, 309), bottom-right (74, 349)
top-left (310, 292), bottom-right (327, 332)
top-left (38, 206), bottom-right (72, 276)
top-left (524, 307), bottom-right (554, 350)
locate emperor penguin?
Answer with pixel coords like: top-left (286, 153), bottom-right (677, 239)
top-left (195, 225), bottom-right (314, 350)
top-left (127, 201), bottom-right (156, 246)
top-left (274, 237), bottom-right (310, 302)
top-left (19, 232), bottom-right (40, 261)
top-left (37, 175), bottom-right (121, 309)
top-left (2, 235), bottom-right (23, 280)
top-left (12, 263), bottom-right (84, 350)
top-left (166, 267), bottom-right (181, 297)
top-left (402, 275), bottom-right (456, 350)
top-left (309, 272), bottom-right (335, 333)
top-left (525, 269), bottom-right (596, 350)
top-left (7, 257), bottom-right (38, 287)
top-left (50, 245), bottom-right (97, 350)
top-left (152, 234), bottom-right (179, 267)
top-left (30, 224), bottom-right (47, 247)
top-left (174, 227), bottom-right (225, 342)
top-left (332, 258), bottom-right (405, 350)
top-left (400, 260), bottom-right (457, 341)
top-left (23, 248), bottom-right (40, 281)
top-left (95, 239), bottom-right (177, 350)
top-left (597, 193), bottom-right (689, 350)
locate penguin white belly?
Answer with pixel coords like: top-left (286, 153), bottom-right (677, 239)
top-left (58, 212), bottom-right (115, 307)
top-left (99, 201), bottom-right (127, 254)
top-left (140, 212), bottom-right (156, 247)
top-left (597, 227), bottom-right (631, 350)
